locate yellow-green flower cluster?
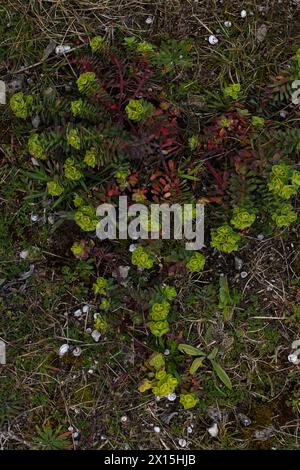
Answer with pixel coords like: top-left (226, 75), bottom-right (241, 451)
top-left (100, 298), bottom-right (110, 311)
top-left (188, 135), bottom-right (199, 151)
top-left (125, 99), bottom-right (154, 121)
top-left (71, 242), bottom-right (85, 258)
top-left (147, 352), bottom-right (165, 371)
top-left (94, 314), bottom-right (108, 331)
top-left (28, 133), bottom-right (45, 159)
top-left (136, 41), bottom-right (155, 55)
top-left (67, 128), bottom-right (81, 150)
top-left (93, 276), bottom-right (108, 295)
top-left (90, 36), bottom-right (106, 53)
top-left (77, 72), bottom-right (98, 94)
top-left (150, 301), bottom-right (170, 321)
top-left (268, 164), bottom-right (300, 199)
top-left (148, 320), bottom-right (170, 337)
top-left (251, 116), bottom-right (265, 127)
top-left (272, 203), bottom-right (297, 228)
top-left (84, 148), bottom-right (97, 168)
top-left (10, 92), bottom-right (33, 119)
top-left (230, 207), bottom-right (256, 230)
top-left (224, 83), bottom-right (241, 100)
top-left (75, 205), bottom-right (98, 231)
top-left (64, 158), bottom-right (82, 181)
top-left (115, 169), bottom-right (129, 190)
top-left (179, 393), bottom-right (199, 410)
top-left (162, 285), bottom-right (177, 300)
top-left (47, 181), bottom-right (64, 197)
top-left (73, 193), bottom-right (84, 208)
top-left (71, 99), bottom-right (83, 116)
top-left (186, 252), bottom-right (206, 272)
top-left (152, 370), bottom-right (178, 397)
top-left (211, 224), bottom-right (241, 253)
top-left (131, 246), bottom-right (154, 269)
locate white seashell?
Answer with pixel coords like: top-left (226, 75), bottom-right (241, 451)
top-left (145, 16), bottom-right (153, 24)
top-left (224, 21), bottom-right (232, 27)
top-left (187, 426), bottom-right (193, 434)
top-left (208, 35), bottom-right (219, 45)
top-left (208, 422), bottom-right (219, 437)
top-left (164, 349), bottom-right (170, 356)
top-left (82, 305), bottom-right (89, 313)
top-left (240, 10), bottom-right (247, 18)
top-left (153, 426), bottom-right (161, 433)
top-left (240, 271), bottom-right (248, 279)
top-left (30, 214), bottom-right (39, 222)
top-left (72, 346), bottom-right (82, 357)
top-left (91, 330), bottom-right (101, 342)
top-left (59, 344), bottom-right (69, 357)
top-left (74, 309), bottom-right (82, 318)
top-left (55, 45), bottom-right (71, 55)
top-left (120, 416), bottom-right (128, 423)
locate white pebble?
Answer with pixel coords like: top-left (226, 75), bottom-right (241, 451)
top-left (288, 353), bottom-right (299, 364)
top-left (178, 438), bottom-right (187, 448)
top-left (82, 304), bottom-right (89, 313)
top-left (91, 330), bottom-right (101, 342)
top-left (58, 344), bottom-right (69, 357)
top-left (164, 349), bottom-right (170, 356)
top-left (208, 35), bottom-right (219, 45)
top-left (74, 309), bottom-right (82, 318)
top-left (120, 416), bottom-right (128, 423)
top-left (20, 250), bottom-right (29, 259)
top-left (55, 45), bottom-right (71, 55)
top-left (129, 244), bottom-right (137, 252)
top-left (187, 426), bottom-right (193, 434)
top-left (224, 21), bottom-right (232, 27)
top-left (31, 157), bottom-right (39, 166)
top-left (30, 214), bottom-right (39, 222)
top-left (240, 10), bottom-right (247, 18)
top-left (153, 426), bottom-right (161, 433)
top-left (208, 422), bottom-right (219, 437)
top-left (167, 393), bottom-right (177, 402)
top-left (145, 16), bottom-right (153, 24)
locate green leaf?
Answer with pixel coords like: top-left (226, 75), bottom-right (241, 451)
top-left (178, 344), bottom-right (206, 356)
top-left (189, 356), bottom-right (206, 374)
top-left (211, 361), bottom-right (232, 390)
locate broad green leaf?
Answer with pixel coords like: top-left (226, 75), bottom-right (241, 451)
top-left (212, 361), bottom-right (232, 390)
top-left (189, 356), bottom-right (206, 374)
top-left (178, 344), bottom-right (206, 356)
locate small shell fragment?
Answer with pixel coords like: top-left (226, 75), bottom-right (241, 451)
top-left (72, 347), bottom-right (82, 357)
top-left (240, 10), bottom-right (247, 18)
top-left (58, 344), bottom-right (69, 357)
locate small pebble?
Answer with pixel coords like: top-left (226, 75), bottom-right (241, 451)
top-left (164, 349), bottom-right (170, 356)
top-left (167, 393), bottom-right (177, 402)
top-left (31, 158), bottom-right (40, 166)
top-left (55, 45), bottom-right (71, 55)
top-left (20, 250), bottom-right (29, 260)
top-left (240, 271), bottom-right (248, 279)
top-left (224, 21), bottom-right (232, 27)
top-left (208, 422), bottom-right (219, 437)
top-left (91, 330), bottom-right (101, 342)
top-left (74, 309), bottom-right (82, 318)
top-left (145, 16), bottom-right (153, 24)
top-left (187, 426), bottom-right (193, 434)
top-left (153, 426), bottom-right (161, 433)
top-left (208, 35), bottom-right (219, 45)
top-left (129, 244), bottom-right (137, 252)
top-left (178, 438), bottom-right (187, 448)
top-left (30, 214), bottom-right (39, 222)
top-left (82, 304), bottom-right (89, 313)
top-left (240, 10), bottom-right (247, 18)
top-left (120, 415), bottom-right (128, 423)
top-left (257, 234), bottom-right (264, 241)
top-left (72, 431), bottom-right (79, 440)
